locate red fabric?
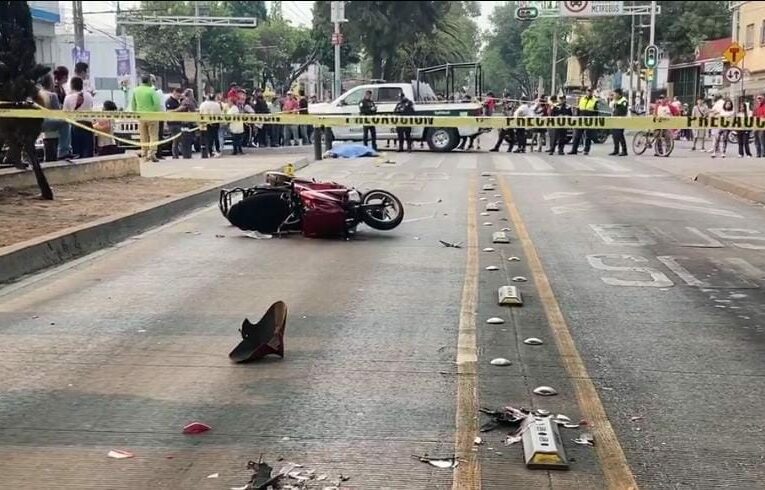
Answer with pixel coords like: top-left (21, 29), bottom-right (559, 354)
top-left (182, 422), bottom-right (212, 434)
top-left (755, 102), bottom-right (765, 118)
top-left (669, 103), bottom-right (680, 116)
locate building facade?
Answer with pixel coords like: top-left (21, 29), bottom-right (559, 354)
top-left (29, 0), bottom-right (60, 67)
top-left (733, 1), bottom-right (765, 96)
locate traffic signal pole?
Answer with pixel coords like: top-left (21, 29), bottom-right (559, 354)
top-left (646, 0), bottom-right (656, 110)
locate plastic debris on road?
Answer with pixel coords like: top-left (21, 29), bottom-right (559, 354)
top-left (523, 337), bottom-right (544, 345)
top-left (239, 458), bottom-right (282, 490)
top-left (573, 433), bottom-right (595, 447)
top-left (107, 450), bottom-right (134, 459)
top-left (486, 317), bottom-right (505, 325)
top-left (183, 422), bottom-right (212, 434)
top-left (483, 247), bottom-right (495, 252)
top-left (474, 437), bottom-right (483, 445)
top-left (533, 386), bottom-right (558, 396)
top-left (439, 240), bottom-right (463, 248)
top-left (505, 435), bottom-right (522, 445)
top-left (215, 234), bottom-right (226, 238)
top-left (553, 414), bottom-right (572, 424)
top-left (630, 416), bottom-right (644, 422)
top-left (207, 473), bottom-right (219, 479)
top-left (486, 266), bottom-right (499, 271)
top-left (508, 256), bottom-right (520, 261)
top-left (243, 231), bottom-right (273, 239)
top-left (229, 301), bottom-right (287, 363)
top-left (479, 405), bottom-right (529, 432)
top-left (490, 358), bottom-right (512, 366)
top-left (416, 455), bottom-right (459, 469)
top-left (512, 276), bottom-right (528, 282)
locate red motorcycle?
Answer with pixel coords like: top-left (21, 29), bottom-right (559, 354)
top-left (219, 172), bottom-right (404, 238)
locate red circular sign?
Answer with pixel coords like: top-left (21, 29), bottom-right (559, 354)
top-left (564, 1), bottom-right (589, 13)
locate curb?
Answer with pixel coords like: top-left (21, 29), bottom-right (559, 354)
top-left (694, 172), bottom-right (765, 204)
top-left (0, 157), bottom-right (311, 284)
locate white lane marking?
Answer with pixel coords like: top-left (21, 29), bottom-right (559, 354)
top-left (587, 254), bottom-right (674, 287)
top-left (523, 155), bottom-right (554, 171)
top-left (563, 159), bottom-right (595, 171)
top-left (420, 156), bottom-right (444, 169)
top-left (603, 186), bottom-right (711, 203)
top-left (649, 226), bottom-right (725, 248)
top-left (492, 156), bottom-right (515, 171)
top-left (543, 191), bottom-right (585, 201)
top-left (457, 156), bottom-right (478, 169)
top-left (620, 197), bottom-right (743, 218)
top-left (590, 224), bottom-right (656, 246)
top-left (551, 202), bottom-right (595, 215)
top-left (725, 258), bottom-right (765, 280)
top-left (588, 157), bottom-right (630, 172)
top-left (494, 172), bottom-right (666, 178)
top-left (657, 256), bottom-right (708, 287)
top-left (708, 228), bottom-right (765, 250)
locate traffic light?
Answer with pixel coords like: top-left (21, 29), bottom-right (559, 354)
top-left (514, 6), bottom-right (539, 20)
top-left (644, 45), bottom-right (658, 69)
top-left (639, 68), bottom-right (654, 81)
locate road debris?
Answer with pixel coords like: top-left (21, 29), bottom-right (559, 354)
top-left (439, 240), bottom-right (463, 248)
top-left (512, 276), bottom-right (527, 282)
top-left (483, 222), bottom-right (493, 226)
top-left (533, 386), bottom-right (558, 396)
top-left (508, 256), bottom-right (520, 261)
top-left (182, 422), bottom-right (212, 434)
top-left (481, 172), bottom-right (491, 177)
top-left (107, 449), bottom-right (134, 459)
top-left (229, 301), bottom-right (287, 363)
top-left (486, 266), bottom-right (499, 271)
top-left (474, 437), bottom-right (483, 445)
top-left (501, 227), bottom-right (512, 232)
top-left (490, 358), bottom-right (512, 366)
top-left (630, 416), bottom-right (644, 422)
top-left (415, 455), bottom-right (459, 469)
top-left (236, 458), bottom-right (282, 490)
top-left (215, 234), bottom-right (226, 238)
top-left (523, 337), bottom-right (544, 345)
top-left (483, 247), bottom-right (495, 252)
top-left (492, 231), bottom-right (510, 243)
top-left (479, 405), bottom-right (529, 432)
top-left (486, 317), bottom-right (505, 325)
top-left (207, 473), bottom-right (219, 479)
top-left (573, 433), bottom-right (595, 447)
top-left (536, 409), bottom-right (550, 416)
top-left (553, 414), bottom-right (571, 424)
top-left (505, 434), bottom-right (523, 445)
top-left (562, 423), bottom-right (580, 429)
top-left (243, 231), bottom-right (273, 239)
top-left (480, 212), bottom-right (490, 216)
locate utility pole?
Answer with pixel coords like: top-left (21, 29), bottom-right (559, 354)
top-left (195, 2), bottom-right (203, 99)
top-left (551, 21), bottom-right (558, 96)
top-left (646, 0), bottom-right (656, 110)
top-left (330, 1), bottom-right (345, 99)
top-left (73, 0), bottom-right (85, 51)
top-left (628, 10), bottom-right (635, 115)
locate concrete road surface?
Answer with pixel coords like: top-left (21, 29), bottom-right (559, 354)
top-left (1, 147), bottom-right (764, 489)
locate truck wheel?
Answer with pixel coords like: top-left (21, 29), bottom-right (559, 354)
top-left (426, 128), bottom-right (458, 152)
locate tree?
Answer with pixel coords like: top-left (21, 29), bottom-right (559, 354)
top-left (0, 1), bottom-right (53, 199)
top-left (521, 18), bottom-right (571, 94)
top-left (481, 2), bottom-right (534, 97)
top-left (311, 1), bottom-right (361, 70)
top-left (247, 19), bottom-right (317, 92)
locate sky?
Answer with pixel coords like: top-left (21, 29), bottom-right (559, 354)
top-left (60, 1), bottom-right (503, 35)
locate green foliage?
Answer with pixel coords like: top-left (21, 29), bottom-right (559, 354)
top-left (521, 18), bottom-right (571, 94)
top-left (655, 1), bottom-right (731, 62)
top-left (481, 2), bottom-right (534, 97)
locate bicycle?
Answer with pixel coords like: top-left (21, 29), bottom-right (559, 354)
top-left (632, 129), bottom-right (674, 157)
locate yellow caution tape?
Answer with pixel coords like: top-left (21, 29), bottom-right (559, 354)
top-left (0, 106), bottom-right (763, 130)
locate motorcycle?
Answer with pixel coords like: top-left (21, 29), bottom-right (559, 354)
top-left (219, 172), bottom-right (404, 238)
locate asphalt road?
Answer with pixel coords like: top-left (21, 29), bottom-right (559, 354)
top-left (0, 144), bottom-right (764, 489)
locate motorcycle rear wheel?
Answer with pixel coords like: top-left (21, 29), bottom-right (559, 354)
top-left (359, 190), bottom-right (404, 231)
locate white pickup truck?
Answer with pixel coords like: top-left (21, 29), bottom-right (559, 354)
top-left (309, 82), bottom-right (489, 152)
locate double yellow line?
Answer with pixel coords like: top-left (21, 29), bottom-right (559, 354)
top-left (452, 175), bottom-right (637, 489)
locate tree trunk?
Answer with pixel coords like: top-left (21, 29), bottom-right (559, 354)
top-left (371, 52), bottom-right (383, 79)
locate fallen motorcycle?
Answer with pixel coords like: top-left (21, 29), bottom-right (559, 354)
top-left (219, 172), bottom-right (404, 238)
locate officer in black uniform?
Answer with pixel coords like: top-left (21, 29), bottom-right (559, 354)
top-left (609, 88), bottom-right (629, 156)
top-left (359, 90), bottom-right (377, 151)
top-left (394, 91), bottom-right (415, 152)
top-left (549, 96), bottom-right (573, 155)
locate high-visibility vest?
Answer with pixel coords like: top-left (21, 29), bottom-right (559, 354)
top-left (578, 96), bottom-right (597, 112)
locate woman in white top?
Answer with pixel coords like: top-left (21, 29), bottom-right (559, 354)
top-left (712, 99), bottom-right (735, 158)
top-left (62, 76), bottom-right (95, 158)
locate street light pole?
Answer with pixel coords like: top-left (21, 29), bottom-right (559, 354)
top-left (628, 10), bottom-right (635, 115)
top-left (646, 0), bottom-right (656, 110)
top-left (195, 2), bottom-right (203, 99)
top-left (334, 20), bottom-right (341, 99)
top-left (551, 21), bottom-right (558, 96)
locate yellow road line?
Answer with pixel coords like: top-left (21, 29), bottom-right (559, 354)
top-left (498, 177), bottom-right (638, 490)
top-left (453, 177), bottom-right (480, 489)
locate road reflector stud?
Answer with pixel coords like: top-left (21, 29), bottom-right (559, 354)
top-left (492, 231), bottom-right (510, 243)
top-left (498, 285), bottom-right (523, 305)
top-left (522, 416), bottom-right (569, 470)
top-left (486, 202), bottom-right (500, 211)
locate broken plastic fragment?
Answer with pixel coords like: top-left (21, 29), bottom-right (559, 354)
top-left (243, 231), bottom-right (273, 239)
top-left (474, 436), bottom-right (483, 445)
top-left (630, 416), bottom-right (644, 422)
top-left (508, 256), bottom-right (520, 261)
top-left (533, 386), bottom-right (558, 396)
top-left (505, 435), bottom-right (522, 445)
top-left (439, 240), bottom-right (463, 248)
top-left (183, 422), bottom-right (212, 434)
top-left (317, 474), bottom-right (328, 481)
top-left (207, 473), bottom-right (220, 479)
top-left (417, 456), bottom-right (459, 469)
top-left (553, 414), bottom-right (572, 424)
top-left (490, 358), bottom-right (512, 366)
top-left (483, 247), bottom-right (495, 252)
top-left (512, 276), bottom-right (527, 282)
top-left (486, 317), bottom-right (505, 325)
top-left (231, 486), bottom-right (249, 490)
top-left (573, 433), bottom-right (595, 446)
top-left (523, 337), bottom-right (544, 345)
top-left (107, 450), bottom-right (134, 459)
top-left (486, 266), bottom-right (499, 271)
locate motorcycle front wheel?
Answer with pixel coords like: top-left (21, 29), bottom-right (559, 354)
top-left (359, 190), bottom-right (405, 231)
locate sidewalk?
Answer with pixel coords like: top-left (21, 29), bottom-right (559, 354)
top-left (640, 140), bottom-right (765, 204)
top-left (140, 147), bottom-right (312, 180)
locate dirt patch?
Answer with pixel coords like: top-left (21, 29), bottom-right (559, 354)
top-left (0, 176), bottom-right (211, 248)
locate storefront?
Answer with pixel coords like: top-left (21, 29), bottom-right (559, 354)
top-left (29, 1), bottom-right (60, 67)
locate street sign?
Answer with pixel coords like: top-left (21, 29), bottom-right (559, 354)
top-left (560, 0), bottom-right (624, 17)
top-left (703, 60), bottom-right (724, 74)
top-left (330, 1), bottom-right (346, 23)
top-left (725, 66), bottom-right (743, 83)
top-left (644, 44), bottom-right (658, 69)
top-left (514, 6), bottom-right (539, 20)
top-left (703, 74), bottom-right (723, 87)
top-left (723, 42), bottom-right (745, 65)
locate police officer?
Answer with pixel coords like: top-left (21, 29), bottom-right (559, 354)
top-left (610, 88), bottom-right (628, 156)
top-left (394, 91), bottom-right (415, 152)
top-left (568, 87), bottom-right (598, 155)
top-left (359, 90), bottom-right (377, 151)
top-left (549, 95), bottom-right (573, 155)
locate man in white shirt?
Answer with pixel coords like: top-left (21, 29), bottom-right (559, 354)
top-left (62, 76), bottom-right (95, 158)
top-left (199, 94), bottom-right (223, 157)
top-left (513, 96), bottom-right (534, 153)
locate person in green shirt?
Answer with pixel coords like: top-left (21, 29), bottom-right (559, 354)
top-left (131, 74), bottom-right (162, 162)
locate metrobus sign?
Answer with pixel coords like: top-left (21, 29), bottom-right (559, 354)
top-left (561, 1), bottom-right (624, 17)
